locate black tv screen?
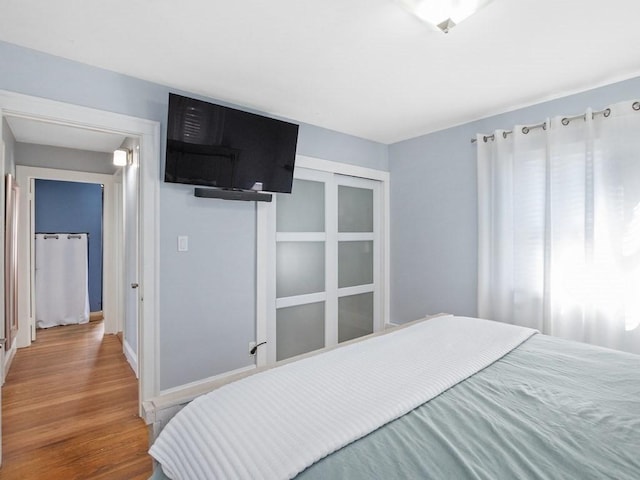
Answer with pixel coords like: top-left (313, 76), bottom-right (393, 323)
top-left (165, 93), bottom-right (298, 193)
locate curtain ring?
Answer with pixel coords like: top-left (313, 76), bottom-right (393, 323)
top-left (502, 131), bottom-right (508, 139)
top-left (542, 123), bottom-right (547, 130)
top-left (633, 102), bottom-right (640, 111)
top-left (483, 135), bottom-right (489, 143)
top-left (522, 126), bottom-right (530, 134)
top-left (561, 118), bottom-right (570, 126)
top-left (603, 108), bottom-right (611, 117)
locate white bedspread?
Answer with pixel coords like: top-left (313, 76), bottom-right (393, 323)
top-left (150, 316), bottom-right (536, 480)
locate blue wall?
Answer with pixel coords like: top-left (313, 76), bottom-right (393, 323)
top-left (34, 179), bottom-right (103, 312)
top-left (389, 75), bottom-right (640, 324)
top-left (0, 40), bottom-right (388, 390)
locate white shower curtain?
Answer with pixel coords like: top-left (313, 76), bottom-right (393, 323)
top-left (477, 100), bottom-right (640, 354)
top-left (35, 233), bottom-right (90, 328)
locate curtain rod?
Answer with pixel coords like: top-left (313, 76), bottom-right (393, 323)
top-left (471, 102), bottom-right (640, 144)
top-left (38, 233), bottom-right (90, 239)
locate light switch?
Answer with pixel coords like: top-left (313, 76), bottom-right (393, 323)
top-left (178, 235), bottom-right (188, 252)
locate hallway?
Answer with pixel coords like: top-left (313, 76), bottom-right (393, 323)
top-left (1, 321), bottom-right (152, 479)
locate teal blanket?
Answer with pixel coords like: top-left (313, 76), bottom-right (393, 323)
top-left (152, 334), bottom-right (640, 479)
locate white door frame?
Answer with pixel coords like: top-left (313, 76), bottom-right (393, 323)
top-left (0, 90), bottom-right (161, 407)
top-left (256, 155), bottom-right (390, 366)
top-left (16, 166), bottom-right (118, 342)
top-left (0, 141), bottom-right (6, 383)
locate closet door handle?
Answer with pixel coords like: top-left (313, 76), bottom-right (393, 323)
top-left (131, 283), bottom-right (139, 289)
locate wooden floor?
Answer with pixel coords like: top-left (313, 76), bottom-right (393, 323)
top-left (1, 321), bottom-right (152, 479)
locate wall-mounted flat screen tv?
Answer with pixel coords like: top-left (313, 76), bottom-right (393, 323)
top-left (164, 93), bottom-right (299, 193)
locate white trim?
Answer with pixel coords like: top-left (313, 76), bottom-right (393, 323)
top-left (276, 291), bottom-right (327, 309)
top-left (3, 340), bottom-right (16, 384)
top-left (337, 232), bottom-right (375, 242)
top-left (138, 119), bottom-right (161, 406)
top-left (296, 155), bottom-right (389, 182)
top-left (383, 176), bottom-right (391, 326)
top-left (0, 90), bottom-right (160, 409)
top-left (325, 172), bottom-right (338, 347)
top-left (16, 166), bottom-right (118, 343)
top-left (338, 284), bottom-right (375, 298)
top-left (276, 232), bottom-right (326, 242)
top-left (158, 364), bottom-right (256, 397)
top-left (263, 197), bottom-right (278, 365)
top-left (144, 362), bottom-right (259, 441)
top-left (373, 179), bottom-right (384, 331)
top-left (255, 202), bottom-right (269, 368)
top-left (0, 138), bottom-right (5, 387)
top-left (123, 338), bottom-right (138, 378)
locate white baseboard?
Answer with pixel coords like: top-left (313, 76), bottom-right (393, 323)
top-left (123, 339), bottom-right (138, 378)
top-left (3, 338), bottom-right (17, 385)
top-left (142, 316), bottom-right (442, 433)
top-left (386, 313), bottom-right (452, 330)
top-left (159, 364), bottom-right (257, 397)
top-left (143, 364), bottom-right (258, 431)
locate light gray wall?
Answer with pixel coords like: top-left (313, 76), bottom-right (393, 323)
top-left (389, 75), bottom-right (640, 324)
top-left (15, 143), bottom-right (115, 174)
top-left (160, 187), bottom-right (257, 384)
top-left (0, 40), bottom-right (389, 389)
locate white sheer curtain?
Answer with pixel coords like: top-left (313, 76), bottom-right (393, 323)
top-left (478, 100), bottom-right (640, 354)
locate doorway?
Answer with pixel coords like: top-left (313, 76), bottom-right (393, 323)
top-left (271, 168), bottom-right (383, 362)
top-left (16, 166), bottom-right (120, 344)
top-left (33, 179), bottom-right (103, 329)
top-left (256, 155), bottom-right (391, 367)
top-left (0, 89), bottom-right (160, 406)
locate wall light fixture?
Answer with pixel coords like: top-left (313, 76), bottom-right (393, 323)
top-left (113, 148), bottom-right (130, 166)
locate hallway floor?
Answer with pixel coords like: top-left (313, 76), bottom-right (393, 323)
top-left (1, 321), bottom-right (152, 479)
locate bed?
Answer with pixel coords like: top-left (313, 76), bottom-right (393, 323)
top-left (147, 315), bottom-right (640, 479)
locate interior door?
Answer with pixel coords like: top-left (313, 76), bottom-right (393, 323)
top-left (270, 167), bottom-right (382, 363)
top-left (123, 143), bottom-right (140, 376)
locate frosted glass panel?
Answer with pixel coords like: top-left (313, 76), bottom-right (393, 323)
top-left (338, 241), bottom-right (373, 288)
top-left (339, 293), bottom-right (374, 343)
top-left (277, 302), bottom-right (325, 361)
top-left (277, 242), bottom-right (325, 298)
top-left (277, 179), bottom-right (325, 232)
top-left (338, 186), bottom-right (373, 233)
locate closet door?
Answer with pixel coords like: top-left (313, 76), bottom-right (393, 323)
top-left (336, 176), bottom-right (379, 343)
top-left (271, 168), bottom-right (382, 362)
top-left (274, 168), bottom-right (331, 361)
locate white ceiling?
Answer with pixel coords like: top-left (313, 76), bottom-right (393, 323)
top-left (5, 116), bottom-right (126, 153)
top-left (1, 0), bottom-right (640, 144)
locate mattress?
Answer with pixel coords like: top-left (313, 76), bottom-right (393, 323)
top-left (150, 332), bottom-right (640, 479)
top-left (299, 334), bottom-right (640, 479)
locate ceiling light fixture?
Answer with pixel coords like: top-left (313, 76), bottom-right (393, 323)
top-left (113, 148), bottom-right (129, 166)
top-left (395, 0), bottom-right (494, 33)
